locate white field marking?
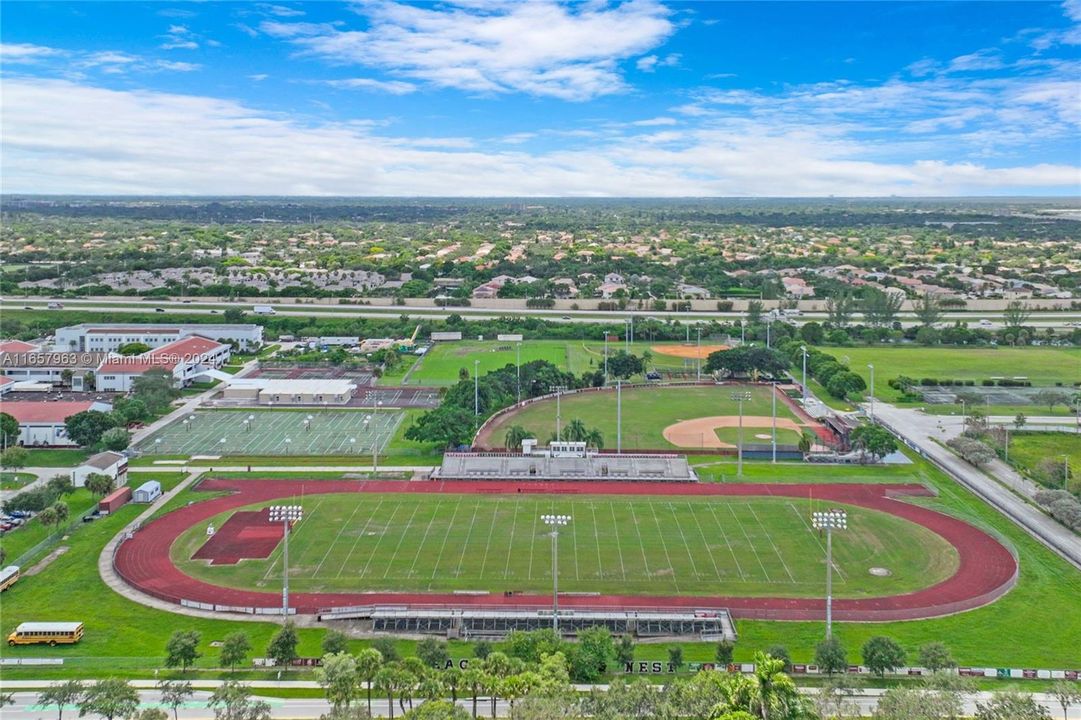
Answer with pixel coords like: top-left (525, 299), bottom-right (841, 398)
top-left (607, 501), bottom-right (628, 580)
top-left (455, 504), bottom-right (481, 578)
top-left (666, 502), bottom-right (702, 578)
top-left (430, 497), bottom-right (464, 581)
top-left (335, 497), bottom-right (385, 579)
top-left (726, 503), bottom-right (771, 582)
top-left (747, 504), bottom-right (796, 583)
top-left (647, 501), bottom-right (681, 582)
top-left (570, 505), bottom-right (580, 581)
top-left (260, 495), bottom-right (328, 581)
top-left (588, 503), bottom-right (609, 579)
top-left (527, 509), bottom-right (539, 581)
top-left (686, 502), bottom-right (724, 580)
top-left (706, 503), bottom-right (746, 580)
top-left (312, 499), bottom-right (364, 577)
top-left (626, 503), bottom-right (653, 579)
top-left (381, 502), bottom-right (422, 578)
top-left (477, 500), bottom-right (500, 579)
top-left (786, 502), bottom-right (847, 583)
top-left (359, 500), bottom-right (402, 577)
top-left (503, 501), bottom-right (520, 579)
top-left (406, 499), bottom-right (445, 576)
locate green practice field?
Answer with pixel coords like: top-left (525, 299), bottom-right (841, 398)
top-left (819, 346), bottom-right (1081, 403)
top-left (135, 409), bottom-right (403, 456)
top-left (1005, 432), bottom-right (1081, 492)
top-left (481, 384), bottom-right (810, 449)
top-left (410, 340), bottom-right (569, 385)
top-left (174, 492), bottom-right (957, 598)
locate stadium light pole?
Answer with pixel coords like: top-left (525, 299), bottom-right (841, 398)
top-left (740, 319), bottom-right (746, 346)
top-left (771, 384), bottom-right (777, 464)
top-left (696, 326), bottom-right (702, 382)
top-left (1063, 455), bottom-right (1071, 490)
top-left (603, 332), bottom-right (609, 385)
top-left (766, 319), bottom-right (772, 349)
top-left (730, 391), bottom-right (752, 476)
top-left (474, 360), bottom-right (480, 417)
top-left (617, 380), bottom-right (622, 454)
top-left (812, 509), bottom-right (847, 639)
top-left (800, 346), bottom-right (808, 402)
top-left (867, 364), bottom-right (875, 421)
top-left (268, 504), bottom-right (303, 618)
top-left (516, 342), bottom-right (522, 404)
top-left (541, 514), bottom-right (571, 633)
top-left (553, 384), bottom-right (568, 441)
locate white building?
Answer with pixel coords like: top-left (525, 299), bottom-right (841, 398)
top-left (0, 351), bottom-right (108, 390)
top-left (96, 336), bottom-right (231, 392)
top-left (132, 480), bottom-right (162, 503)
top-left (221, 378), bottom-right (357, 406)
top-left (0, 400), bottom-right (112, 447)
top-left (54, 323), bottom-right (264, 352)
top-left (71, 451), bottom-right (128, 488)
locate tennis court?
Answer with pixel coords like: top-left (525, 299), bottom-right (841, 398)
top-left (136, 409), bottom-right (403, 456)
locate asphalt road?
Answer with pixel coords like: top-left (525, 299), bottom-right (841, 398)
top-left (2, 686), bottom-right (1076, 719)
top-left (4, 296), bottom-right (1079, 329)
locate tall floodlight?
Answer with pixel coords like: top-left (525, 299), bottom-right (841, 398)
top-left (811, 509), bottom-right (847, 639)
top-left (603, 332), bottom-right (609, 384)
top-left (867, 364), bottom-right (875, 421)
top-left (771, 384), bottom-right (778, 464)
top-left (268, 504), bottom-right (303, 618)
top-left (730, 391), bottom-right (752, 476)
top-left (616, 380), bottom-right (623, 453)
top-left (766, 319), bottom-right (772, 349)
top-left (696, 326), bottom-right (702, 382)
top-left (800, 346), bottom-right (808, 402)
top-left (516, 342), bottom-right (522, 403)
top-left (553, 385), bottom-right (568, 440)
top-left (540, 514), bottom-right (571, 632)
top-left (474, 360), bottom-right (480, 417)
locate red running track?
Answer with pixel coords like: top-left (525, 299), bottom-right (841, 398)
top-left (114, 479), bottom-right (1018, 622)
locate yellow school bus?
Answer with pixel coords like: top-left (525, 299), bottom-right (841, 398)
top-left (7, 622), bottom-right (84, 646)
top-left (0, 565), bottom-right (19, 592)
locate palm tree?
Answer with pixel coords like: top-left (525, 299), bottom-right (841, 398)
top-left (504, 426), bottom-right (535, 451)
top-left (51, 501), bottom-right (69, 533)
top-left (355, 648), bottom-right (382, 716)
top-left (373, 668), bottom-right (397, 720)
top-left (585, 428), bottom-right (604, 450)
top-left (38, 506), bottom-right (58, 535)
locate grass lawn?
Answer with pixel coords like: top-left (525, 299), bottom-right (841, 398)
top-left (1005, 431), bottom-right (1080, 492)
top-left (566, 340), bottom-right (726, 376)
top-left (816, 346), bottom-right (1081, 403)
top-left (173, 492), bottom-right (955, 599)
top-left (0, 471), bottom-right (35, 491)
top-left (410, 340), bottom-right (570, 386)
top-left (481, 384), bottom-right (806, 449)
top-left (22, 448), bottom-right (90, 467)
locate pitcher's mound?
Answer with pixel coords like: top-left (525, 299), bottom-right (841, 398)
top-left (651, 344), bottom-right (730, 359)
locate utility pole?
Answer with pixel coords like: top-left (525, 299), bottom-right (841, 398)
top-left (617, 380), bottom-right (622, 453)
top-left (867, 363), bottom-right (875, 421)
top-left (800, 346), bottom-right (808, 402)
top-left (516, 342), bottom-right (521, 403)
top-left (771, 384), bottom-right (777, 464)
top-left (696, 326), bottom-right (702, 382)
top-left (474, 359), bottom-right (480, 417)
top-left (604, 332), bottom-right (609, 385)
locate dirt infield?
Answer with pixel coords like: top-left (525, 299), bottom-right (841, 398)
top-left (664, 415), bottom-right (808, 448)
top-left (191, 511), bottom-right (284, 566)
top-left (113, 477), bottom-right (1017, 622)
top-left (651, 344), bottom-right (730, 359)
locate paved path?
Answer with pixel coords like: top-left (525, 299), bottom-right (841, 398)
top-left (129, 465), bottom-right (436, 474)
top-left (0, 467), bottom-right (71, 501)
top-left (0, 685), bottom-right (1074, 719)
top-left (873, 402), bottom-right (1081, 571)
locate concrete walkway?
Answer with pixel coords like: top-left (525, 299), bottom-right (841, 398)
top-left (0, 467), bottom-right (72, 501)
top-left (873, 402), bottom-right (1081, 571)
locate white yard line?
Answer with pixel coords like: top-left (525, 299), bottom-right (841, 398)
top-left (687, 502), bottom-right (724, 580)
top-left (335, 498), bottom-right (385, 579)
top-left (477, 501), bottom-right (499, 579)
top-left (626, 503), bottom-right (653, 578)
top-left (454, 504), bottom-right (481, 578)
top-left (588, 503), bottom-right (608, 579)
top-left (527, 510), bottom-right (539, 580)
top-left (706, 503), bottom-right (746, 580)
top-left (747, 504), bottom-right (796, 583)
top-left (429, 498), bottom-right (463, 581)
top-left (787, 502), bottom-right (846, 583)
top-left (647, 502), bottom-right (680, 581)
top-left (607, 502), bottom-right (628, 580)
top-left (667, 502), bottom-right (702, 578)
top-left (312, 501), bottom-right (364, 577)
top-left (727, 504), bottom-right (772, 582)
top-left (502, 501), bottom-right (520, 579)
top-left (406, 500), bottom-right (444, 576)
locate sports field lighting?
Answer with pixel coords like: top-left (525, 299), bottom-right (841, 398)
top-left (349, 437), bottom-right (356, 455)
top-left (540, 514), bottom-right (571, 632)
top-left (696, 326), bottom-right (702, 382)
top-left (474, 359), bottom-right (480, 417)
top-left (603, 331), bottom-right (609, 384)
top-left (771, 383), bottom-right (778, 464)
top-left (812, 509), bottom-right (847, 639)
top-left (304, 414), bottom-right (314, 433)
top-left (800, 346), bottom-right (808, 402)
top-left (268, 504), bottom-right (303, 618)
top-left (284, 437), bottom-right (291, 455)
top-left (516, 342), bottom-right (522, 403)
top-left (553, 385), bottom-right (568, 439)
top-left (867, 364), bottom-right (875, 421)
top-left (1062, 455), bottom-right (1071, 490)
top-left (730, 391), bottom-right (752, 476)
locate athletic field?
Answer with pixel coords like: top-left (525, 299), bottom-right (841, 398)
top-left (478, 384), bottom-right (813, 450)
top-left (136, 409), bottom-right (403, 456)
top-left (173, 492), bottom-right (957, 598)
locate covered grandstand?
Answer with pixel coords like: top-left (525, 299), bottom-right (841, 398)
top-left (318, 605), bottom-right (736, 641)
top-left (432, 441), bottom-right (698, 483)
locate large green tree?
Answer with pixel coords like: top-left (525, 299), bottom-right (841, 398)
top-left (78, 679), bottom-right (139, 720)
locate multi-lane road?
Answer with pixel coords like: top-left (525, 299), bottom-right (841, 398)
top-left (3, 296), bottom-right (1078, 329)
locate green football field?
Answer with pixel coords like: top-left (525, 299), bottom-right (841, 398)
top-left (173, 492), bottom-right (958, 598)
top-left (820, 346), bottom-right (1081, 402)
top-left (480, 384), bottom-right (810, 449)
top-left (135, 409), bottom-right (404, 456)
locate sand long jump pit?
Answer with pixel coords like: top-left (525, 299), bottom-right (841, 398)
top-left (651, 344), bottom-right (730, 360)
top-left (664, 415), bottom-right (806, 448)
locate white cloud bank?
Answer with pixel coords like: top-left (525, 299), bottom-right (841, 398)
top-left (1, 78), bottom-right (1078, 196)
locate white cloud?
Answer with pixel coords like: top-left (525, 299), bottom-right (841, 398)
top-left (0, 43), bottom-right (62, 62)
top-left (326, 77), bottom-right (418, 94)
top-left (160, 24), bottom-right (199, 50)
top-left (2, 78), bottom-right (1076, 197)
top-left (259, 4), bottom-right (305, 17)
top-left (631, 116), bottom-right (678, 126)
top-left (248, 74), bottom-right (270, 82)
top-left (262, 0), bottom-right (675, 100)
top-left (636, 55), bottom-right (659, 72)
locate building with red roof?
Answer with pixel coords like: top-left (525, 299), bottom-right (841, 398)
top-left (96, 335), bottom-right (230, 392)
top-left (0, 340), bottom-right (41, 353)
top-left (0, 400), bottom-right (113, 447)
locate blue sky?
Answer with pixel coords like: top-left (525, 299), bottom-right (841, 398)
top-left (2, 1), bottom-right (1079, 195)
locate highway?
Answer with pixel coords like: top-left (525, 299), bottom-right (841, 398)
top-left (3, 296), bottom-right (1078, 329)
